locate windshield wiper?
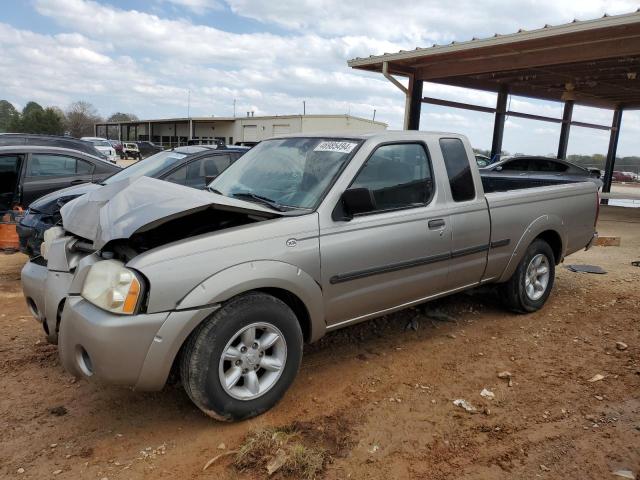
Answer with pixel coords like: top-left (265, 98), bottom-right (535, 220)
top-left (207, 186), bottom-right (224, 195)
top-left (231, 192), bottom-right (288, 212)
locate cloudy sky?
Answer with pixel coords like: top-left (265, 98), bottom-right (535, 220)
top-left (1, 0), bottom-right (639, 155)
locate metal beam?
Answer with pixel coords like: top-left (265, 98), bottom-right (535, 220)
top-left (602, 107), bottom-right (624, 194)
top-left (422, 96), bottom-right (495, 114)
top-left (407, 77), bottom-right (423, 130)
top-left (490, 86), bottom-right (509, 160)
top-left (415, 35), bottom-right (640, 80)
top-left (421, 95), bottom-right (612, 131)
top-left (557, 100), bottom-right (574, 159)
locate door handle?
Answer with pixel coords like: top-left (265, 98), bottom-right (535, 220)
top-left (428, 219), bottom-right (446, 229)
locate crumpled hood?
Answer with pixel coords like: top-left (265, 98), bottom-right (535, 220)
top-left (60, 176), bottom-right (281, 249)
top-left (29, 182), bottom-right (101, 214)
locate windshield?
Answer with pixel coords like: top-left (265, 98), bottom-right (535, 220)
top-left (211, 137), bottom-right (360, 210)
top-left (103, 150), bottom-right (187, 185)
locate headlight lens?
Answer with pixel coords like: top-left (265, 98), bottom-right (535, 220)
top-left (81, 260), bottom-right (143, 314)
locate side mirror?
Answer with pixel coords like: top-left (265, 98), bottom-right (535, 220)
top-left (341, 187), bottom-right (376, 218)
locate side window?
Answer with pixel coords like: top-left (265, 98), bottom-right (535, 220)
top-left (0, 155), bottom-right (21, 209)
top-left (439, 138), bottom-right (476, 202)
top-left (534, 160), bottom-right (568, 172)
top-left (27, 154), bottom-right (81, 177)
top-left (164, 155), bottom-right (234, 188)
top-left (164, 164), bottom-right (187, 185)
top-left (76, 159), bottom-right (94, 175)
top-left (502, 158), bottom-right (529, 171)
top-left (350, 143), bottom-right (433, 213)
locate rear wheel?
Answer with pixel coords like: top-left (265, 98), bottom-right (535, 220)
top-left (180, 292), bottom-right (303, 421)
top-left (502, 239), bottom-right (555, 313)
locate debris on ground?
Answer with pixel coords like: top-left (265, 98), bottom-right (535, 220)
top-left (566, 264), bottom-right (607, 274)
top-left (453, 399), bottom-right (477, 413)
top-left (540, 464), bottom-right (551, 471)
top-left (405, 317), bottom-right (420, 332)
top-left (422, 308), bottom-right (457, 324)
top-left (587, 374), bottom-right (605, 382)
top-left (498, 371), bottom-right (513, 387)
top-left (631, 261), bottom-right (640, 267)
top-left (203, 451), bottom-right (238, 471)
top-left (480, 388), bottom-right (495, 400)
top-left (616, 341), bottom-right (629, 351)
top-left (612, 469), bottom-right (636, 479)
top-left (48, 406), bottom-right (68, 416)
top-left (596, 236), bottom-right (621, 247)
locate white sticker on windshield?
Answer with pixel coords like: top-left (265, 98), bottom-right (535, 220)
top-left (313, 141), bottom-right (358, 154)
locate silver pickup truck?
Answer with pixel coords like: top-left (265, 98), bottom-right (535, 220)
top-left (21, 131), bottom-right (598, 421)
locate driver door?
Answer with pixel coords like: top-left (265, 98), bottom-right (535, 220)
top-left (320, 142), bottom-right (451, 326)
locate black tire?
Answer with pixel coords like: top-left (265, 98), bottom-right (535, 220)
top-left (180, 292), bottom-right (303, 421)
top-left (501, 239), bottom-right (555, 313)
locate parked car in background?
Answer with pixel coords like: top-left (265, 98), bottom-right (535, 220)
top-left (16, 146), bottom-right (247, 262)
top-left (612, 171), bottom-right (637, 182)
top-left (122, 142), bottom-right (141, 159)
top-left (136, 141), bottom-right (163, 158)
top-left (0, 133), bottom-right (104, 158)
top-left (108, 140), bottom-right (124, 159)
top-left (475, 153), bottom-right (492, 168)
top-left (481, 155), bottom-right (603, 188)
top-left (21, 131), bottom-right (599, 420)
top-left (81, 137), bottom-right (117, 163)
top-left (1, 145), bottom-right (119, 212)
top-left (188, 138), bottom-right (226, 148)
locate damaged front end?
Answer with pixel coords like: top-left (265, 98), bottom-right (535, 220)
top-left (26, 176), bottom-right (283, 343)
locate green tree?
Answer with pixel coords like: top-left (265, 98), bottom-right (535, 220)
top-left (0, 100), bottom-right (19, 132)
top-left (22, 101), bottom-right (44, 117)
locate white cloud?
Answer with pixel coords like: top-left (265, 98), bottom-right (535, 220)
top-left (160, 0), bottom-right (224, 13)
top-left (0, 0), bottom-right (635, 156)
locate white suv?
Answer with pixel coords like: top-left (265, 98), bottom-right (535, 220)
top-left (81, 137), bottom-right (117, 163)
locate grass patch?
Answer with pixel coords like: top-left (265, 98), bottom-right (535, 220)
top-left (231, 414), bottom-right (354, 479)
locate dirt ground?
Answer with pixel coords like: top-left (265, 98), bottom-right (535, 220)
top-left (1, 206), bottom-right (638, 480)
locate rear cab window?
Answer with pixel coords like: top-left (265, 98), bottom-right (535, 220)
top-left (439, 138), bottom-right (476, 202)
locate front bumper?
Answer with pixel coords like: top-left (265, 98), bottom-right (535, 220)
top-left (21, 261), bottom-right (72, 342)
top-left (58, 296), bottom-right (219, 390)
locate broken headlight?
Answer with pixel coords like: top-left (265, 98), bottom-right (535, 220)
top-left (81, 260), bottom-right (143, 315)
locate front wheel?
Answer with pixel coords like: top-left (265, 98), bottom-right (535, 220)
top-left (180, 292), bottom-right (303, 421)
top-left (501, 239), bottom-right (555, 313)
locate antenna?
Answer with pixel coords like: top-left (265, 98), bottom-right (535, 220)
top-left (303, 100), bottom-right (306, 115)
top-left (372, 108), bottom-right (376, 121)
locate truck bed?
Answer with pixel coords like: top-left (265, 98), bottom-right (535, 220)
top-left (480, 173), bottom-right (581, 193)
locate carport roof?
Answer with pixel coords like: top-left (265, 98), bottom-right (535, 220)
top-left (348, 10), bottom-right (640, 109)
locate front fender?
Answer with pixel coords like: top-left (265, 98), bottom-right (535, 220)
top-left (498, 214), bottom-right (567, 283)
top-left (177, 260), bottom-right (325, 342)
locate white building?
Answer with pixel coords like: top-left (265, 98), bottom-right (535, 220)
top-left (96, 114), bottom-right (387, 148)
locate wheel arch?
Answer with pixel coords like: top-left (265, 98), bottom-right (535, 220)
top-left (498, 215), bottom-right (567, 283)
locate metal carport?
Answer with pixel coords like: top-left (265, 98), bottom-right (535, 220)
top-left (348, 10), bottom-right (640, 194)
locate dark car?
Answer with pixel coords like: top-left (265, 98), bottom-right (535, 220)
top-left (17, 146), bottom-right (246, 257)
top-left (108, 140), bottom-right (124, 159)
top-left (1, 145), bottom-right (119, 214)
top-left (136, 141), bottom-right (164, 158)
top-left (0, 133), bottom-right (106, 159)
top-left (480, 155), bottom-right (603, 188)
